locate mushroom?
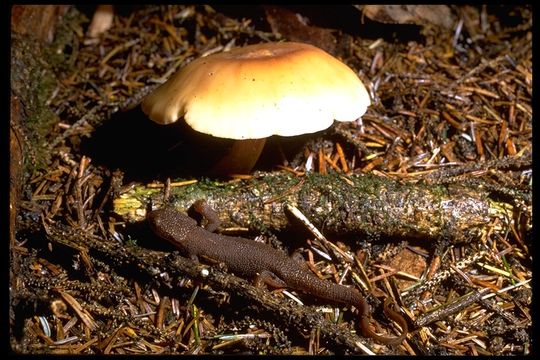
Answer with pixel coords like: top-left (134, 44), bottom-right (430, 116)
top-left (142, 41), bottom-right (370, 175)
top-left (87, 5), bottom-right (114, 38)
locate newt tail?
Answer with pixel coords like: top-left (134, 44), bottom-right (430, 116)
top-left (359, 297), bottom-right (408, 345)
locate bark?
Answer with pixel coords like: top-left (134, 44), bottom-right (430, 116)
top-left (10, 3), bottom-right (68, 301)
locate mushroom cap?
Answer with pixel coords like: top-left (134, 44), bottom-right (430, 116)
top-left (142, 42), bottom-right (370, 140)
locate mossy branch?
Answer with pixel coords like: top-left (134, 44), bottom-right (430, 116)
top-left (114, 171), bottom-right (509, 244)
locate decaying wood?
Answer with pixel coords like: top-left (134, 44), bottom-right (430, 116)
top-left (114, 171), bottom-right (509, 244)
top-left (359, 5), bottom-right (455, 29)
top-left (11, 5), bottom-right (69, 43)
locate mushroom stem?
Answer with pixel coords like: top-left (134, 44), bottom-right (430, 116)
top-left (210, 138), bottom-right (267, 175)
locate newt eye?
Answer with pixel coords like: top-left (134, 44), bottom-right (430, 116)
top-left (147, 210), bottom-right (163, 229)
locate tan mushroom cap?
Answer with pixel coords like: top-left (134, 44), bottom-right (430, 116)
top-left (142, 42), bottom-right (370, 140)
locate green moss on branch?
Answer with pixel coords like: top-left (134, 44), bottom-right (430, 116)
top-left (114, 172), bottom-right (503, 244)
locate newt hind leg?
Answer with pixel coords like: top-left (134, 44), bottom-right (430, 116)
top-left (254, 270), bottom-right (287, 289)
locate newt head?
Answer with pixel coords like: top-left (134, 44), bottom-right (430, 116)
top-left (147, 207), bottom-right (197, 247)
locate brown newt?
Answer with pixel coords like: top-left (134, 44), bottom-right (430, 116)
top-left (147, 200), bottom-right (408, 345)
